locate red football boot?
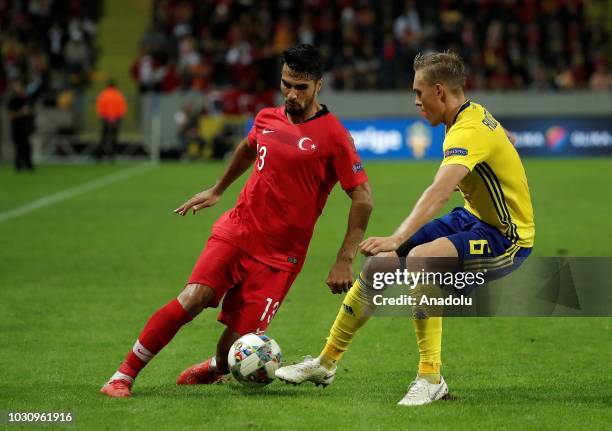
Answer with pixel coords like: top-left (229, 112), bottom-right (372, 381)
top-left (176, 357), bottom-right (224, 385)
top-left (100, 379), bottom-right (132, 398)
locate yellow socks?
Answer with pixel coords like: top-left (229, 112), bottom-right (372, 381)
top-left (319, 276), bottom-right (374, 370)
top-left (318, 275), bottom-right (443, 383)
top-left (409, 281), bottom-right (443, 383)
top-left (413, 316), bottom-right (442, 384)
top-left (320, 344), bottom-right (343, 370)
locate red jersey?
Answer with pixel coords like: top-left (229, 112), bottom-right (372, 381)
top-left (211, 105), bottom-right (368, 272)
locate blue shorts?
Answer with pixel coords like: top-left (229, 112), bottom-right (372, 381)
top-left (396, 207), bottom-right (532, 283)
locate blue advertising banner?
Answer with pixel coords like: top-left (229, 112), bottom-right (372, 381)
top-left (247, 116), bottom-right (612, 160)
top-left (502, 118), bottom-right (612, 157)
top-left (341, 119), bottom-right (445, 160)
top-left (343, 117), bottom-right (612, 160)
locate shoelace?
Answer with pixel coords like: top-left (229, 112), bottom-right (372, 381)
top-left (293, 355), bottom-right (320, 371)
top-left (405, 379), bottom-right (429, 399)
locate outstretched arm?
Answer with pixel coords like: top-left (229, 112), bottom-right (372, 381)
top-left (174, 138), bottom-right (257, 215)
top-left (360, 164), bottom-right (468, 256)
top-left (326, 182), bottom-right (373, 293)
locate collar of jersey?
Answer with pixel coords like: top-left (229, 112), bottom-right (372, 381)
top-left (283, 104), bottom-right (330, 124)
top-left (451, 99), bottom-right (471, 127)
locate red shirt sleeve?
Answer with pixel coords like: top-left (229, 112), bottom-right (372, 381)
top-left (332, 127), bottom-right (368, 190)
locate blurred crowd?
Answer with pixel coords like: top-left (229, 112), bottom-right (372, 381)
top-left (0, 0), bottom-right (101, 100)
top-left (133, 0), bottom-right (611, 112)
top-left (1, 0), bottom-right (103, 169)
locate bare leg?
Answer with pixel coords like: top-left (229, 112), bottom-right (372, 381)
top-left (215, 326), bottom-right (241, 374)
top-left (177, 283), bottom-right (217, 318)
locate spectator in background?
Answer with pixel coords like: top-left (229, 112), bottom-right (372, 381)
top-left (590, 63), bottom-right (610, 90)
top-left (0, 1), bottom-right (101, 137)
top-left (159, 58), bottom-right (181, 92)
top-left (63, 29), bottom-right (91, 88)
top-left (174, 101), bottom-right (203, 160)
top-left (211, 123), bottom-right (236, 160)
top-left (139, 0), bottom-right (610, 98)
top-left (47, 21), bottom-right (65, 69)
top-left (7, 80), bottom-right (35, 172)
top-left (95, 80), bottom-right (127, 161)
top-left (131, 47), bottom-right (160, 93)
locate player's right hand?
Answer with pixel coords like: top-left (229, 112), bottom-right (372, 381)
top-left (174, 189), bottom-right (220, 216)
top-left (359, 235), bottom-right (401, 256)
top-left (326, 259), bottom-right (354, 294)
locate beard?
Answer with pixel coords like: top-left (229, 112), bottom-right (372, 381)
top-left (285, 102), bottom-right (304, 115)
top-left (285, 94), bottom-right (315, 116)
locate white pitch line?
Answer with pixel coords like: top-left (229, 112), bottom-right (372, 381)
top-left (0, 164), bottom-right (155, 223)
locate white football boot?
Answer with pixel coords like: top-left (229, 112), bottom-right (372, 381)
top-left (275, 356), bottom-right (336, 387)
top-left (397, 376), bottom-right (449, 406)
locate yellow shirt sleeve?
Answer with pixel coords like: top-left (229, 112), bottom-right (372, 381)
top-left (440, 125), bottom-right (490, 171)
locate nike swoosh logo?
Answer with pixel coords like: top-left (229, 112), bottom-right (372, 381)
top-left (263, 129), bottom-right (275, 134)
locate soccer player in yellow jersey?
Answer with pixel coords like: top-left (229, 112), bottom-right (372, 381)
top-left (275, 51), bottom-right (535, 406)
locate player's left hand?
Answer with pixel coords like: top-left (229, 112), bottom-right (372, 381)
top-left (326, 260), bottom-right (354, 294)
top-left (174, 188), bottom-right (221, 216)
top-left (360, 235), bottom-right (401, 256)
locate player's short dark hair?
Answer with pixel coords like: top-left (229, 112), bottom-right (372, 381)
top-left (413, 51), bottom-right (466, 92)
top-left (281, 44), bottom-right (323, 81)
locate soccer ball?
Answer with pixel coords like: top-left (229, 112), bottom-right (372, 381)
top-left (228, 333), bottom-right (282, 387)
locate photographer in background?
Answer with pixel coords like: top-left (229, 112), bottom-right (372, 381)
top-left (7, 80), bottom-right (35, 172)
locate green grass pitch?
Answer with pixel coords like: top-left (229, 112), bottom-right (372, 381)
top-left (1, 159), bottom-right (611, 430)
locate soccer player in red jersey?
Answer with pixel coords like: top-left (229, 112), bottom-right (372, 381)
top-left (101, 44), bottom-right (373, 397)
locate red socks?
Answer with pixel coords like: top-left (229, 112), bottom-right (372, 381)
top-left (112, 299), bottom-right (192, 383)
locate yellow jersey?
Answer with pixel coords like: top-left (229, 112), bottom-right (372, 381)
top-left (440, 101), bottom-right (535, 247)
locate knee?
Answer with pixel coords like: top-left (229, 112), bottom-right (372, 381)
top-left (178, 283), bottom-right (216, 317)
top-left (361, 253), bottom-right (401, 288)
top-left (407, 241), bottom-right (459, 274)
top-left (407, 245), bottom-right (431, 259)
top-left (406, 245), bottom-right (433, 272)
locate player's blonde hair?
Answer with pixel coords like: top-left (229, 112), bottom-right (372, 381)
top-left (413, 51), bottom-right (466, 92)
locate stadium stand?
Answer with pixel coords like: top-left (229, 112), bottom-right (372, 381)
top-left (1, 0), bottom-right (101, 100)
top-left (1, 1), bottom-right (610, 163)
top-left (136, 0), bottom-right (611, 112)
top-left (1, 0), bottom-right (104, 160)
